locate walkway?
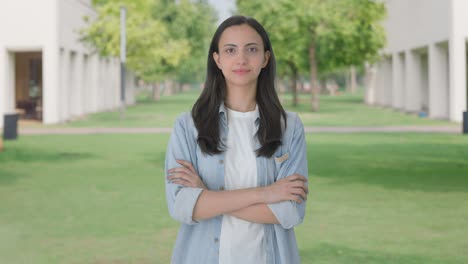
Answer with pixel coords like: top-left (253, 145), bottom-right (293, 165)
top-left (18, 125), bottom-right (462, 135)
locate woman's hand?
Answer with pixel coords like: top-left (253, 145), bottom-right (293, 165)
top-left (262, 174), bottom-right (308, 204)
top-left (167, 160), bottom-right (207, 189)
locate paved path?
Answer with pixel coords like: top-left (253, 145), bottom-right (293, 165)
top-left (19, 126), bottom-right (462, 135)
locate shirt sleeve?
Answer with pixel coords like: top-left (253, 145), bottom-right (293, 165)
top-left (267, 113), bottom-right (308, 229)
top-left (165, 113), bottom-right (203, 225)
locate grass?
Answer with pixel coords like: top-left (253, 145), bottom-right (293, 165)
top-left (2, 90), bottom-right (467, 263)
top-left (23, 89), bottom-right (457, 128)
top-left (1, 133), bottom-right (468, 263)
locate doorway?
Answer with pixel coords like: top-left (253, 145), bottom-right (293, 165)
top-left (15, 52), bottom-right (43, 121)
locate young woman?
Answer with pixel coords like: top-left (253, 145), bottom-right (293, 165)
top-left (165, 15), bottom-right (308, 264)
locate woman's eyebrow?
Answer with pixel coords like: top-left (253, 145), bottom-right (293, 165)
top-left (223, 42), bottom-right (261, 47)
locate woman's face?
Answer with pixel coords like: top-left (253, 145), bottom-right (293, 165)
top-left (213, 24), bottom-right (270, 90)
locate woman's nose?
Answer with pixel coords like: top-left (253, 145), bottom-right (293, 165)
top-left (236, 51), bottom-right (248, 65)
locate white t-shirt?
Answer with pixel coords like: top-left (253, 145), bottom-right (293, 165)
top-left (219, 105), bottom-right (266, 264)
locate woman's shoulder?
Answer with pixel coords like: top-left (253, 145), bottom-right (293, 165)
top-left (284, 111), bottom-right (303, 129)
top-left (173, 112), bottom-right (197, 134)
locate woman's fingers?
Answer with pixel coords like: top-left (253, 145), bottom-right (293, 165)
top-left (286, 173), bottom-right (307, 182)
top-left (167, 172), bottom-right (194, 184)
top-left (291, 188), bottom-right (307, 200)
top-left (170, 178), bottom-right (192, 187)
top-left (176, 160), bottom-right (196, 174)
top-left (289, 194), bottom-right (303, 204)
top-left (168, 162), bottom-right (207, 189)
top-left (168, 166), bottom-right (192, 176)
top-left (290, 180), bottom-right (309, 194)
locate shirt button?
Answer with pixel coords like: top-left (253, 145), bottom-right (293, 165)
top-left (219, 186), bottom-right (225, 191)
top-left (214, 238), bottom-right (219, 243)
top-left (219, 159), bottom-right (224, 164)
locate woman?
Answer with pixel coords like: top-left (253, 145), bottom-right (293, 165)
top-left (165, 15), bottom-right (308, 264)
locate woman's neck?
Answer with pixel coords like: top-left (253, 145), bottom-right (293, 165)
top-left (225, 85), bottom-right (256, 112)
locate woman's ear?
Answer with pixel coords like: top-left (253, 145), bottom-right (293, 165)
top-left (213, 52), bottom-right (221, 69)
top-left (262, 50), bottom-right (271, 68)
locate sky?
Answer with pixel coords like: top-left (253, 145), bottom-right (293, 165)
top-left (207, 0), bottom-right (236, 24)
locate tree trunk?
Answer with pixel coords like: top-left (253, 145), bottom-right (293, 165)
top-left (164, 79), bottom-right (173, 96)
top-left (346, 68), bottom-right (351, 93)
top-left (288, 61), bottom-right (298, 107)
top-left (309, 41), bottom-right (319, 111)
top-left (152, 83), bottom-right (160, 101)
top-left (350, 65), bottom-right (357, 94)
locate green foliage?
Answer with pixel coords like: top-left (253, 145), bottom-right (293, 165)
top-left (153, 0), bottom-right (217, 83)
top-left (237, 0), bottom-right (386, 75)
top-left (81, 0), bottom-right (216, 83)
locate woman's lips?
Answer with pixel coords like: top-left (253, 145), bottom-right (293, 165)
top-left (233, 69), bottom-right (251, 75)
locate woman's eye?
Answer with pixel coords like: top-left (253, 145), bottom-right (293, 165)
top-left (247, 47), bottom-right (258, 53)
top-left (225, 48), bottom-right (236, 54)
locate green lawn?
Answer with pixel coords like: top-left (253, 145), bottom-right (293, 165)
top-left (1, 133), bottom-right (468, 263)
top-left (3, 90), bottom-right (466, 263)
top-left (26, 90), bottom-right (457, 128)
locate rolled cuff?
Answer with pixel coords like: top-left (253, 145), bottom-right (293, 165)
top-left (268, 201), bottom-right (303, 229)
top-left (173, 187), bottom-right (204, 225)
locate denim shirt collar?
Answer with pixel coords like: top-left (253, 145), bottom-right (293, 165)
top-left (218, 103), bottom-right (260, 126)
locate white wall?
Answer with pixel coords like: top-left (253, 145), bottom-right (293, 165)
top-left (383, 0), bottom-right (451, 53)
top-left (0, 0), bottom-right (58, 125)
top-left (0, 0), bottom-right (137, 128)
top-left (59, 0), bottom-right (96, 53)
top-left (367, 0), bottom-right (468, 122)
top-left (0, 0), bottom-right (56, 48)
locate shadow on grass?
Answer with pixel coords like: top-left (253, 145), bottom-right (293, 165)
top-left (309, 139), bottom-right (468, 193)
top-left (0, 145), bottom-right (95, 185)
top-left (300, 243), bottom-right (459, 264)
top-left (0, 146), bottom-right (95, 163)
top-left (0, 168), bottom-right (26, 185)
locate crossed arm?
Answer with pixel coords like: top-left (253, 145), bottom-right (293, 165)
top-left (167, 159), bottom-right (308, 224)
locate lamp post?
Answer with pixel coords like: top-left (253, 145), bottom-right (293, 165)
top-left (464, 111), bottom-right (468, 134)
top-left (120, 6), bottom-right (126, 120)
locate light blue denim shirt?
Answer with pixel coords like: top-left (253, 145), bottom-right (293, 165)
top-left (165, 104), bottom-right (308, 264)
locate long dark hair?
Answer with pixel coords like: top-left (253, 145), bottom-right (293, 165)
top-left (192, 15), bottom-right (286, 158)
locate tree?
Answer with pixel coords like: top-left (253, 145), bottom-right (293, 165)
top-left (238, 0), bottom-right (308, 106)
top-left (81, 0), bottom-right (217, 98)
top-left (237, 0), bottom-right (386, 111)
top-left (155, 0), bottom-right (217, 85)
top-left (82, 0), bottom-right (188, 83)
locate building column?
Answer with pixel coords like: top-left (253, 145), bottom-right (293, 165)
top-left (392, 52), bottom-right (405, 110)
top-left (383, 57), bottom-right (393, 107)
top-left (448, 37), bottom-right (467, 122)
top-left (0, 49), bottom-right (5, 127)
top-left (89, 54), bottom-right (99, 113)
top-left (449, 0), bottom-right (468, 122)
top-left (43, 45), bottom-right (60, 124)
top-left (375, 61), bottom-right (385, 106)
top-left (59, 48), bottom-right (69, 122)
top-left (364, 63), bottom-right (377, 105)
top-left (429, 43), bottom-right (449, 119)
top-left (405, 50), bottom-right (421, 113)
top-left (82, 54), bottom-right (90, 114)
top-left (75, 52), bottom-right (83, 116)
top-left (0, 49), bottom-right (16, 127)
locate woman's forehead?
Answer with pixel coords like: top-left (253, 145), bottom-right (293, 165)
top-left (218, 24), bottom-right (264, 47)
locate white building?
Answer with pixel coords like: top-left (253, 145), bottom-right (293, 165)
top-left (0, 0), bottom-right (135, 127)
top-left (366, 0), bottom-right (468, 122)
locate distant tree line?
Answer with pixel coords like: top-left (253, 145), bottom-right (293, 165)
top-left (237, 0), bottom-right (386, 110)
